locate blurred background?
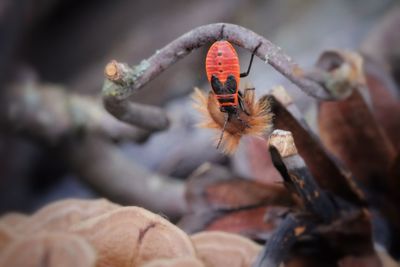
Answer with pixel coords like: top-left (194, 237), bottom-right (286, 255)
top-left (0, 0), bottom-right (398, 216)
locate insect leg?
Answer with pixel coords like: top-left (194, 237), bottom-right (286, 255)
top-left (243, 87), bottom-right (255, 95)
top-left (240, 43), bottom-right (262, 78)
top-left (235, 109), bottom-right (250, 129)
top-left (238, 92), bottom-right (250, 115)
top-left (216, 113), bottom-right (230, 149)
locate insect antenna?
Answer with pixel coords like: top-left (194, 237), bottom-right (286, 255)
top-left (216, 113), bottom-right (229, 149)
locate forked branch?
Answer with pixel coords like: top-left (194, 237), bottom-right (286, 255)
top-left (102, 23), bottom-right (337, 127)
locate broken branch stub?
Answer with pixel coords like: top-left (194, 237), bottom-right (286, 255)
top-left (268, 130), bottom-right (337, 222)
top-left (254, 129), bottom-right (340, 267)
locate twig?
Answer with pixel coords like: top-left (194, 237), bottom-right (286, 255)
top-left (1, 79), bottom-right (149, 143)
top-left (102, 23), bottom-right (337, 127)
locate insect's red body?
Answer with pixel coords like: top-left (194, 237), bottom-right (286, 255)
top-left (206, 41), bottom-right (240, 86)
top-left (205, 40), bottom-right (259, 149)
top-left (205, 41), bottom-right (241, 112)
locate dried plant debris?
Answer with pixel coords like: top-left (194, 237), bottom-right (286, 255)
top-left (192, 87), bottom-right (272, 154)
top-left (179, 163), bottom-right (290, 240)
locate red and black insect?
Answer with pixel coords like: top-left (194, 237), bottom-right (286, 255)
top-left (205, 40), bottom-right (259, 148)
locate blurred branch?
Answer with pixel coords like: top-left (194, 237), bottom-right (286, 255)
top-left (102, 23), bottom-right (344, 127)
top-left (0, 79), bottom-right (149, 143)
top-left (66, 137), bottom-right (186, 219)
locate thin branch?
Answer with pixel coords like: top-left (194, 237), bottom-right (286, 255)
top-left (102, 23), bottom-right (336, 126)
top-left (1, 79), bottom-right (148, 143)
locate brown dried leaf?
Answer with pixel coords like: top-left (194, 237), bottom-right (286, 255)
top-left (185, 163), bottom-right (291, 212)
top-left (191, 231), bottom-right (261, 267)
top-left (364, 57), bottom-right (400, 150)
top-left (205, 206), bottom-right (280, 239)
top-left (71, 207), bottom-right (196, 267)
top-left (0, 233), bottom-right (96, 267)
top-left (180, 164), bottom-right (288, 239)
top-left (318, 88), bottom-right (396, 190)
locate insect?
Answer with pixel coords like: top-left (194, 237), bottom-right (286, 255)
top-left (205, 40), bottom-right (259, 148)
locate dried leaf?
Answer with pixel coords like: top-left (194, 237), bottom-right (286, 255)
top-left (318, 88), bottom-right (396, 190)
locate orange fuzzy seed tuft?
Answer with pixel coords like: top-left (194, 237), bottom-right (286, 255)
top-left (192, 87), bottom-right (273, 154)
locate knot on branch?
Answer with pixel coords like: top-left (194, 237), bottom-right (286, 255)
top-left (103, 59), bottom-right (150, 100)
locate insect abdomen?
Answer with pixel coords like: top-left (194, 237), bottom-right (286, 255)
top-left (205, 41), bottom-right (240, 86)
